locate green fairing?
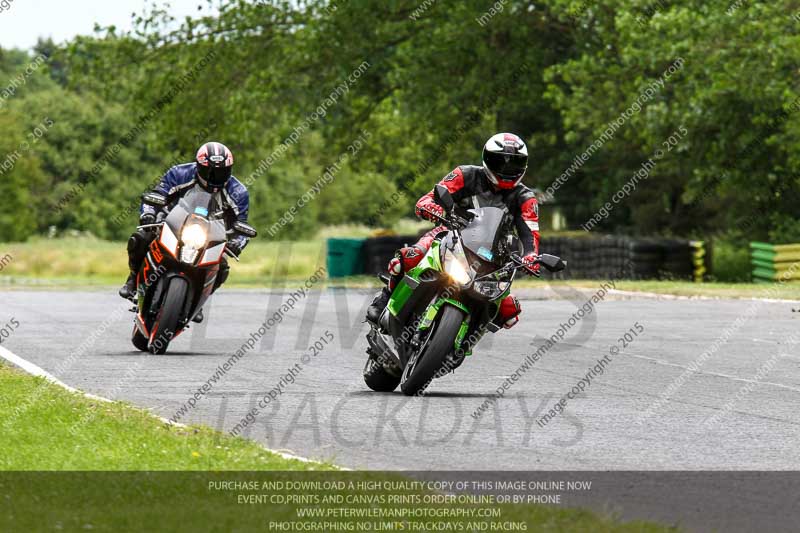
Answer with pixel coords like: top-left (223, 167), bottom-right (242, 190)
top-left (385, 238), bottom-right (471, 352)
top-left (454, 318), bottom-right (470, 350)
top-left (420, 297), bottom-right (469, 329)
top-left (387, 241), bottom-right (443, 316)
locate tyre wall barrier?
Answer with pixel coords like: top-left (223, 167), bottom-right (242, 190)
top-left (342, 234), bottom-right (708, 281)
top-left (750, 242), bottom-right (800, 284)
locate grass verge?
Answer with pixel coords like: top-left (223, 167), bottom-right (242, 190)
top-left (0, 361), bottom-right (675, 532)
top-left (3, 236), bottom-right (796, 300)
top-left (0, 361), bottom-right (330, 471)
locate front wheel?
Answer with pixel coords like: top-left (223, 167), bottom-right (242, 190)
top-left (400, 304), bottom-right (464, 396)
top-left (149, 277), bottom-right (189, 355)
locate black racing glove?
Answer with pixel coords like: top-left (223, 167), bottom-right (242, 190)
top-left (226, 240), bottom-right (243, 258)
top-left (139, 213), bottom-right (156, 226)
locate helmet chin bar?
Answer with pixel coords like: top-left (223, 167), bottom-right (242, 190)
top-left (196, 174), bottom-right (223, 193)
top-left (482, 161), bottom-right (524, 190)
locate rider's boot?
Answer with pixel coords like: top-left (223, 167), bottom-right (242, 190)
top-left (118, 271), bottom-right (137, 300)
top-left (366, 287), bottom-right (391, 325)
top-left (192, 308), bottom-right (204, 324)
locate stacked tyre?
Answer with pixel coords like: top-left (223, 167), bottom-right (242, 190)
top-left (627, 239), bottom-right (663, 280)
top-left (362, 236), bottom-right (413, 276)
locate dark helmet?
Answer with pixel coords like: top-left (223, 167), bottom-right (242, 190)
top-left (482, 133), bottom-right (528, 190)
top-left (195, 142), bottom-right (234, 191)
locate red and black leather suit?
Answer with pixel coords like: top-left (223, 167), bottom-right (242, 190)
top-left (388, 165), bottom-right (541, 329)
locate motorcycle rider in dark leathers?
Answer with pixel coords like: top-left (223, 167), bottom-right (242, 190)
top-left (118, 142), bottom-right (251, 323)
top-left (366, 133), bottom-right (541, 330)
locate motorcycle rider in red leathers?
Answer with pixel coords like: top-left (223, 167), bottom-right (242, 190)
top-left (367, 133), bottom-right (541, 331)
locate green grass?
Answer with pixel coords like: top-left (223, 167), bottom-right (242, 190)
top-left (0, 362), bottom-right (331, 471)
top-left (0, 235), bottom-right (326, 286)
top-left (545, 279), bottom-right (800, 299)
top-left (0, 362), bottom-right (674, 532)
top-left (3, 235), bottom-right (796, 299)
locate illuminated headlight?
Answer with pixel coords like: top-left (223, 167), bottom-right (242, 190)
top-left (180, 247), bottom-right (199, 264)
top-left (443, 248), bottom-right (472, 286)
top-left (180, 224), bottom-right (207, 264)
top-left (182, 224), bottom-right (208, 249)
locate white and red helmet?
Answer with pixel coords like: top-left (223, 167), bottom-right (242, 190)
top-left (482, 133), bottom-right (528, 190)
top-left (196, 141), bottom-right (234, 191)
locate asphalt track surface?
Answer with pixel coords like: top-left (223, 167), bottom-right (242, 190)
top-left (3, 285), bottom-right (800, 530)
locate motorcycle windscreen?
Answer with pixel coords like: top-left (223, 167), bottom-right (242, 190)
top-left (459, 207), bottom-right (507, 265)
top-left (175, 185), bottom-right (227, 242)
top-left (177, 185), bottom-right (219, 217)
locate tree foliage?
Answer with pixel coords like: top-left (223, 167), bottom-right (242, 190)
top-left (0, 0), bottom-right (797, 243)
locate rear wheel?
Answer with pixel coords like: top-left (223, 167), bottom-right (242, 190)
top-left (149, 277), bottom-right (189, 355)
top-left (131, 325), bottom-right (149, 352)
top-left (363, 348), bottom-right (401, 392)
top-left (400, 304), bottom-right (464, 396)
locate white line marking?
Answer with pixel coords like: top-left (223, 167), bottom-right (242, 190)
top-left (0, 345), bottom-right (339, 469)
top-left (622, 350), bottom-right (800, 393)
top-left (608, 289), bottom-right (800, 303)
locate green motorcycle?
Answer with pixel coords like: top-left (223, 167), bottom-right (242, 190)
top-left (364, 185), bottom-right (566, 395)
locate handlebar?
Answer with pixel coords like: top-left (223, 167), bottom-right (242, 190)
top-left (420, 208), bottom-right (470, 230)
top-left (510, 253), bottom-right (541, 278)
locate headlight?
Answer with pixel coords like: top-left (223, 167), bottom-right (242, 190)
top-left (180, 247), bottom-right (199, 264)
top-left (473, 280), bottom-right (510, 300)
top-left (444, 248), bottom-right (472, 286)
top-left (182, 224), bottom-right (208, 249)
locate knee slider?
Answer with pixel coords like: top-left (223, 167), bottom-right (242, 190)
top-left (388, 257), bottom-right (402, 276)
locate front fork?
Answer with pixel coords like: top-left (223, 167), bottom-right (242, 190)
top-left (418, 296), bottom-right (472, 361)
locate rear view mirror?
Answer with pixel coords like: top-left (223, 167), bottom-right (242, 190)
top-left (538, 254), bottom-right (566, 272)
top-left (141, 192), bottom-right (167, 207)
top-left (433, 184), bottom-right (455, 212)
top-left (233, 221), bottom-right (258, 238)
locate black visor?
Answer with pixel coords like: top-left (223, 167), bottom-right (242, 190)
top-left (198, 164), bottom-right (232, 188)
top-left (484, 151), bottom-right (527, 179)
